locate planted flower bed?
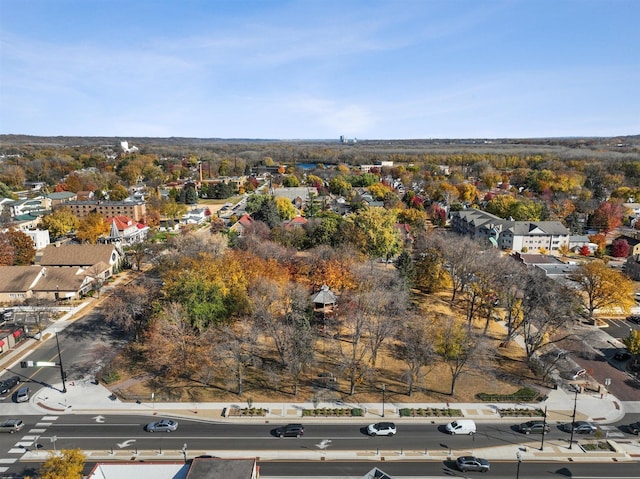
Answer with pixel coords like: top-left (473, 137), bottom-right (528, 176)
top-left (498, 407), bottom-right (545, 417)
top-left (302, 407), bottom-right (363, 417)
top-left (227, 407), bottom-right (267, 417)
top-left (582, 441), bottom-right (615, 452)
top-left (399, 407), bottom-right (462, 418)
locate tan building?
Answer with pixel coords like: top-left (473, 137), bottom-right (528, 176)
top-left (57, 200), bottom-right (146, 222)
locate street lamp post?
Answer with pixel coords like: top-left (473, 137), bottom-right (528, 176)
top-left (540, 406), bottom-right (548, 451)
top-left (569, 388), bottom-right (578, 449)
top-left (381, 384), bottom-right (386, 418)
top-left (181, 443), bottom-right (187, 463)
top-left (55, 331), bottom-right (67, 394)
top-left (516, 451), bottom-right (522, 479)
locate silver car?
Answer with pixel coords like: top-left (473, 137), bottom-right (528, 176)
top-left (145, 419), bottom-right (178, 432)
top-left (456, 456), bottom-right (490, 473)
top-left (15, 387), bottom-right (30, 403)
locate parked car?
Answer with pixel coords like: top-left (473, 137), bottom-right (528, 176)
top-left (628, 422), bottom-right (640, 435)
top-left (144, 419), bottom-right (178, 432)
top-left (518, 420), bottom-right (550, 435)
top-left (613, 351), bottom-right (631, 362)
top-left (456, 456), bottom-right (490, 473)
top-left (570, 368), bottom-right (587, 380)
top-left (366, 422), bottom-right (397, 437)
top-left (0, 419), bottom-right (24, 433)
top-left (563, 421), bottom-right (597, 434)
top-left (15, 386), bottom-right (30, 403)
top-left (626, 315), bottom-right (640, 324)
top-left (0, 376), bottom-right (21, 394)
top-left (274, 423), bottom-right (304, 438)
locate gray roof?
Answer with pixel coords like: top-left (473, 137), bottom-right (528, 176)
top-left (272, 187), bottom-right (318, 202)
top-left (0, 266), bottom-right (42, 292)
top-left (508, 221), bottom-right (570, 235)
top-left (186, 458), bottom-right (256, 479)
top-left (46, 192), bottom-right (77, 200)
top-left (311, 284), bottom-right (337, 305)
top-left (38, 244), bottom-right (119, 267)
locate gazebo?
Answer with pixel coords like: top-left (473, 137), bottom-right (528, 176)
top-left (311, 284), bottom-right (337, 314)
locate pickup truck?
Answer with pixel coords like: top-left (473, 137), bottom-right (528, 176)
top-left (0, 419), bottom-right (24, 433)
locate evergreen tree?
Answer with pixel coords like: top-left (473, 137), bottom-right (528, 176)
top-left (253, 196), bottom-right (281, 228)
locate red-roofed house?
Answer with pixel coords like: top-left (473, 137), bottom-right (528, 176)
top-left (230, 214), bottom-right (254, 236)
top-left (284, 216), bottom-right (308, 228)
top-left (102, 215), bottom-right (149, 245)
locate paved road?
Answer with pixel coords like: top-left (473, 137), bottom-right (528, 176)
top-left (2, 413), bottom-right (639, 456)
top-left (568, 321), bottom-right (640, 402)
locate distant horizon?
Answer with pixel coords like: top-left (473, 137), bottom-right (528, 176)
top-left (1, 1), bottom-right (638, 139)
top-left (1, 132), bottom-right (638, 143)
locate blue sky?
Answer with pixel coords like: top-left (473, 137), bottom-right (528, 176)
top-left (1, 0), bottom-right (638, 139)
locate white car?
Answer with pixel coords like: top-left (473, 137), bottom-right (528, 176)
top-left (367, 422), bottom-right (397, 436)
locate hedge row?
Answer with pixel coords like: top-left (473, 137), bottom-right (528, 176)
top-left (475, 387), bottom-right (540, 402)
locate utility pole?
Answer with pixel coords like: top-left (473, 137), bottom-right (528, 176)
top-left (381, 383), bottom-right (386, 418)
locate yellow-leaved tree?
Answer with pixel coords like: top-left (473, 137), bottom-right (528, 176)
top-left (275, 196), bottom-right (297, 220)
top-left (569, 260), bottom-right (635, 322)
top-left (39, 449), bottom-right (85, 479)
top-left (76, 212), bottom-right (109, 244)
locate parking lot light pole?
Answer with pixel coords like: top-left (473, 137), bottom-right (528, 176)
top-left (381, 384), bottom-right (386, 418)
top-left (516, 451), bottom-right (522, 479)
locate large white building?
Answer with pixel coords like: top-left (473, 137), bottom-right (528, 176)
top-left (450, 209), bottom-right (570, 252)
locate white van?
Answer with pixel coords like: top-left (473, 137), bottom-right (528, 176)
top-left (445, 419), bottom-right (476, 435)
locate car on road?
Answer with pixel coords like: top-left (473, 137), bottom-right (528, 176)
top-left (445, 419), bottom-right (477, 435)
top-left (274, 424), bottom-right (304, 438)
top-left (518, 420), bottom-right (550, 435)
top-left (0, 419), bottom-right (24, 433)
top-left (15, 386), bottom-right (30, 403)
top-left (629, 422), bottom-right (640, 435)
top-left (0, 376), bottom-right (21, 395)
top-left (144, 419), bottom-right (178, 432)
top-left (366, 422), bottom-right (397, 437)
top-left (456, 456), bottom-right (490, 473)
top-left (563, 421), bottom-right (597, 434)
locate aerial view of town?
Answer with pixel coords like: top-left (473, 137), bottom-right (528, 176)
top-left (0, 1), bottom-right (639, 479)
